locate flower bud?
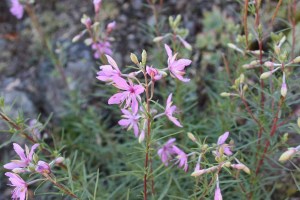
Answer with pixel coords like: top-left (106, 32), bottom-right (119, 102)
top-left (264, 61), bottom-right (274, 68)
top-left (297, 117), bottom-right (300, 128)
top-left (293, 56), bottom-right (300, 63)
top-left (139, 130), bottom-right (145, 143)
top-left (191, 169), bottom-right (206, 177)
top-left (239, 74), bottom-right (245, 84)
top-left (55, 157), bottom-right (65, 164)
top-left (130, 53), bottom-right (139, 65)
top-left (187, 132), bottom-right (196, 142)
top-left (220, 92), bottom-right (231, 97)
top-left (142, 50), bottom-right (147, 66)
top-left (231, 164), bottom-right (250, 174)
top-left (35, 161), bottom-right (51, 174)
top-left (281, 83), bottom-right (287, 97)
top-left (224, 161), bottom-right (231, 168)
top-left (81, 15), bottom-right (92, 28)
top-left (72, 34), bottom-right (81, 43)
top-left (153, 36), bottom-right (164, 42)
top-left (260, 71), bottom-right (273, 79)
top-left (279, 148), bottom-right (296, 163)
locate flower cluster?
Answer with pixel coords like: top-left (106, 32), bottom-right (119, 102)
top-left (4, 143), bottom-right (64, 200)
top-left (97, 45), bottom-right (191, 140)
top-left (73, 8), bottom-right (117, 60)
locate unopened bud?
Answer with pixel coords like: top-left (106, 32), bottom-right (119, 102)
top-left (130, 53), bottom-right (139, 65)
top-left (250, 50), bottom-right (262, 55)
top-left (55, 157), bottom-right (65, 164)
top-left (297, 117), bottom-right (300, 128)
top-left (260, 71), bottom-right (273, 79)
top-left (153, 36), bottom-right (164, 42)
top-left (142, 50), bottom-right (147, 66)
top-left (224, 162), bottom-right (231, 168)
top-left (35, 161), bottom-right (51, 174)
top-left (187, 132), bottom-right (197, 142)
top-left (293, 56), bottom-right (300, 63)
top-left (191, 169), bottom-right (206, 177)
top-left (243, 84), bottom-right (248, 92)
top-left (279, 148), bottom-right (296, 163)
top-left (281, 83), bottom-right (287, 97)
top-left (264, 61), bottom-right (274, 68)
top-left (231, 164), bottom-right (251, 174)
top-left (220, 92), bottom-right (231, 97)
top-left (33, 154), bottom-right (39, 163)
top-left (139, 130), bottom-right (145, 143)
top-left (250, 60), bottom-right (260, 65)
top-left (72, 34), bottom-right (81, 43)
top-left (239, 74), bottom-right (245, 83)
top-left (242, 64), bottom-right (251, 69)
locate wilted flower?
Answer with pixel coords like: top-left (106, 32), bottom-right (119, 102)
top-left (9, 0), bottom-right (24, 19)
top-left (4, 143), bottom-right (39, 170)
top-left (5, 172), bottom-right (28, 200)
top-left (118, 109), bottom-right (140, 137)
top-left (146, 66), bottom-right (162, 81)
top-left (173, 145), bottom-right (188, 172)
top-left (164, 93), bottom-right (182, 127)
top-left (217, 132), bottom-right (232, 156)
top-left (35, 161), bottom-right (51, 174)
top-left (108, 76), bottom-right (144, 113)
top-left (92, 41), bottom-right (113, 58)
top-left (96, 55), bottom-right (121, 82)
top-left (165, 44), bottom-right (191, 82)
top-left (158, 138), bottom-right (188, 171)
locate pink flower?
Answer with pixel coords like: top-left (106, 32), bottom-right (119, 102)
top-left (164, 44), bottom-right (191, 82)
top-left (35, 161), bottom-right (51, 174)
top-left (97, 55), bottom-right (121, 82)
top-left (118, 109), bottom-right (140, 137)
top-left (93, 0), bottom-right (102, 13)
top-left (165, 93), bottom-right (182, 127)
top-left (173, 145), bottom-right (188, 172)
top-left (146, 66), bottom-right (162, 81)
top-left (106, 21), bottom-right (116, 33)
top-left (158, 138), bottom-right (176, 166)
top-left (4, 143), bottom-right (39, 170)
top-left (108, 76), bottom-right (144, 113)
top-left (158, 138), bottom-right (188, 171)
top-left (92, 41), bottom-right (112, 58)
top-left (10, 0), bottom-right (24, 19)
top-left (217, 132), bottom-right (232, 156)
top-left (214, 184), bottom-right (222, 200)
top-left (5, 172), bottom-right (28, 200)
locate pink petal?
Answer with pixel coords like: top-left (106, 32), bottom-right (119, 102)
top-left (112, 76), bottom-right (129, 90)
top-left (133, 123), bottom-right (139, 137)
top-left (164, 44), bottom-right (173, 58)
top-left (217, 132), bottom-right (229, 145)
top-left (166, 93), bottom-right (173, 108)
top-left (105, 55), bottom-right (119, 71)
top-left (214, 186), bottom-right (222, 200)
top-left (28, 144), bottom-right (39, 161)
top-left (108, 92), bottom-right (127, 105)
top-left (13, 143), bottom-right (26, 161)
top-left (3, 162), bottom-right (26, 170)
top-left (168, 116), bottom-right (182, 127)
top-left (133, 85), bottom-right (145, 95)
top-left (118, 119), bottom-right (130, 127)
top-left (172, 59), bottom-right (192, 70)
